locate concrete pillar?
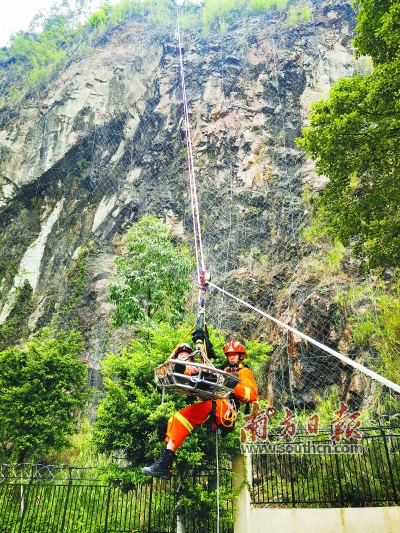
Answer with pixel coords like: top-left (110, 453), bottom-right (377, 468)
top-left (232, 454), bottom-right (252, 533)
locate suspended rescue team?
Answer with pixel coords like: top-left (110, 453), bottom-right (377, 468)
top-left (142, 330), bottom-right (258, 480)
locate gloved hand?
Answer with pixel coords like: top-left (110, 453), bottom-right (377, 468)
top-left (174, 362), bottom-right (186, 375)
top-left (225, 373), bottom-right (239, 389)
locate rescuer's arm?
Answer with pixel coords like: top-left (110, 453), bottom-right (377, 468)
top-left (232, 367), bottom-right (258, 403)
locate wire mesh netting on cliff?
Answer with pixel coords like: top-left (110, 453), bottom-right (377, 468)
top-left (176, 1), bottom-right (400, 435)
top-left (0, 0), bottom-right (399, 432)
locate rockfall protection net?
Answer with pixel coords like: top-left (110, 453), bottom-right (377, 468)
top-left (174, 1), bottom-right (400, 433)
top-left (0, 0), bottom-right (398, 428)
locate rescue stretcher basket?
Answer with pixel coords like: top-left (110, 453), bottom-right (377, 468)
top-left (154, 351), bottom-right (240, 400)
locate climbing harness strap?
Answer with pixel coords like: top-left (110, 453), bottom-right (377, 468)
top-left (208, 398), bottom-right (238, 430)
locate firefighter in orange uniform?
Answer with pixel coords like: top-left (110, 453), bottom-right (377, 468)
top-left (142, 340), bottom-right (258, 480)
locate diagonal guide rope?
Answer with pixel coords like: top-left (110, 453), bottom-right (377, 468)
top-left (208, 281), bottom-right (400, 394)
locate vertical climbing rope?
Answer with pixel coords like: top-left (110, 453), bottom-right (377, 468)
top-left (175, 6), bottom-right (221, 531)
top-left (176, 3), bottom-right (205, 284)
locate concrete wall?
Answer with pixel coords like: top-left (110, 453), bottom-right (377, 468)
top-left (232, 456), bottom-right (400, 533)
top-left (248, 507), bottom-right (400, 533)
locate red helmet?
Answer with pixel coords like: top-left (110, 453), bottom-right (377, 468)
top-left (175, 343), bottom-right (193, 360)
top-left (223, 340), bottom-right (247, 360)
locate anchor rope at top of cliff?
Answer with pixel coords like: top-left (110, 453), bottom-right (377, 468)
top-left (176, 4), bottom-right (205, 286)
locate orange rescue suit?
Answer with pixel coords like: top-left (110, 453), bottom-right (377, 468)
top-left (166, 363), bottom-right (258, 449)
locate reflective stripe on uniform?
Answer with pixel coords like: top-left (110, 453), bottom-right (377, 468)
top-left (174, 412), bottom-right (194, 433)
top-left (243, 386), bottom-right (251, 403)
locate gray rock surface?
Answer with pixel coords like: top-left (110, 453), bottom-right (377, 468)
top-left (0, 0), bottom-right (372, 408)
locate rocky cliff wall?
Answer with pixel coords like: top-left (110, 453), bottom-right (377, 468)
top-left (0, 0), bottom-right (373, 409)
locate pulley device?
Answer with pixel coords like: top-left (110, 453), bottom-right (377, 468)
top-left (153, 271), bottom-right (240, 400)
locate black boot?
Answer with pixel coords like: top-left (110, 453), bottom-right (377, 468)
top-left (142, 448), bottom-right (175, 480)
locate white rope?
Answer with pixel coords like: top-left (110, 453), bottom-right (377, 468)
top-left (208, 281), bottom-right (400, 394)
top-left (176, 5), bottom-right (205, 283)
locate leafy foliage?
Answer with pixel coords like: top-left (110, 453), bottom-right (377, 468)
top-left (88, 8), bottom-right (108, 27)
top-left (0, 329), bottom-right (89, 463)
top-left (337, 277), bottom-right (400, 385)
top-left (202, 0), bottom-right (246, 25)
top-left (0, 0), bottom-right (89, 104)
top-left (108, 215), bottom-right (194, 327)
top-left (0, 0), bottom-right (307, 108)
top-left (297, 0), bottom-right (400, 269)
top-left (353, 0), bottom-right (400, 64)
top-left (250, 0), bottom-right (290, 12)
top-left (287, 2), bottom-right (312, 25)
top-left (201, 0), bottom-right (291, 28)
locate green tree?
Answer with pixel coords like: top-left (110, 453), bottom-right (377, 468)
top-left (108, 215), bottom-right (194, 327)
top-left (353, 0), bottom-right (400, 64)
top-left (88, 8), bottom-right (107, 27)
top-left (297, 0), bottom-right (400, 269)
top-left (0, 329), bottom-right (89, 463)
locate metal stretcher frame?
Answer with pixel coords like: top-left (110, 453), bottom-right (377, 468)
top-left (154, 351), bottom-right (240, 400)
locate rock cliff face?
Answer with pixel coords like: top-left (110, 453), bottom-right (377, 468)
top-left (0, 0), bottom-right (370, 407)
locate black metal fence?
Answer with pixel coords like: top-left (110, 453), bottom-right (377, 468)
top-left (250, 426), bottom-right (400, 508)
top-left (0, 465), bottom-right (233, 533)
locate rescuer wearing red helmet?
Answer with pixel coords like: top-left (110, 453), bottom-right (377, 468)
top-left (173, 343), bottom-right (198, 376)
top-left (142, 337), bottom-right (258, 480)
top-left (174, 343), bottom-right (194, 360)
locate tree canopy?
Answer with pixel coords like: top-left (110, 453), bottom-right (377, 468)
top-left (0, 329), bottom-right (89, 463)
top-left (108, 215), bottom-right (194, 327)
top-left (353, 0), bottom-right (400, 64)
top-left (297, 0), bottom-right (400, 269)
